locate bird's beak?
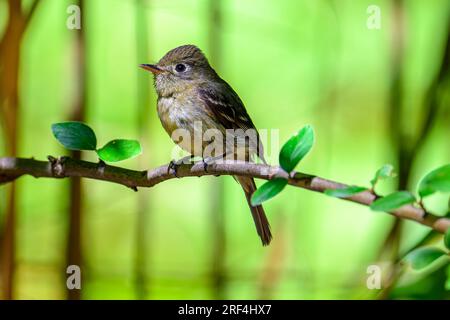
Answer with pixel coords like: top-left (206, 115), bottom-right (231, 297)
top-left (139, 64), bottom-right (164, 74)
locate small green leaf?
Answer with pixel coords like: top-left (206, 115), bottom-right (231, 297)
top-left (370, 191), bottom-right (416, 211)
top-left (418, 164), bottom-right (450, 198)
top-left (279, 125), bottom-right (314, 172)
top-left (324, 186), bottom-right (367, 198)
top-left (370, 164), bottom-right (395, 188)
top-left (445, 229), bottom-right (450, 251)
top-left (251, 178), bottom-right (288, 206)
top-left (52, 122), bottom-right (97, 150)
top-left (96, 139), bottom-right (142, 162)
top-left (404, 247), bottom-right (447, 270)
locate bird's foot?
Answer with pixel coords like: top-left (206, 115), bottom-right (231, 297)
top-left (167, 160), bottom-right (180, 178)
top-left (201, 154), bottom-right (226, 173)
top-left (202, 158), bottom-right (209, 172)
top-left (167, 155), bottom-right (195, 177)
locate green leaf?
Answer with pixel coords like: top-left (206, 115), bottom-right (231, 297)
top-left (52, 122), bottom-right (97, 151)
top-left (324, 186), bottom-right (367, 198)
top-left (251, 178), bottom-right (288, 206)
top-left (418, 164), bottom-right (450, 198)
top-left (96, 139), bottom-right (142, 162)
top-left (445, 229), bottom-right (450, 251)
top-left (279, 125), bottom-right (314, 172)
top-left (370, 164), bottom-right (395, 188)
top-left (370, 191), bottom-right (416, 211)
top-left (404, 247), bottom-right (447, 270)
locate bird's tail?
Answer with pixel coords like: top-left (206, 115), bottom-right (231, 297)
top-left (236, 176), bottom-right (272, 246)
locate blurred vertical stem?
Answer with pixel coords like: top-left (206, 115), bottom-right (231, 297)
top-left (308, 0), bottom-right (341, 295)
top-left (208, 0), bottom-right (226, 300)
top-left (379, 0), bottom-right (406, 268)
top-left (134, 0), bottom-right (152, 299)
top-left (258, 214), bottom-right (286, 299)
top-left (380, 1), bottom-right (450, 299)
top-left (313, 0), bottom-right (340, 173)
top-left (66, 0), bottom-right (86, 300)
top-left (377, 0), bottom-right (407, 298)
top-left (0, 0), bottom-right (40, 300)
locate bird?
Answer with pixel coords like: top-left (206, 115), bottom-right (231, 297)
top-left (140, 44), bottom-right (272, 246)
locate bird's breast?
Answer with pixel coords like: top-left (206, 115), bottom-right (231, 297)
top-left (157, 94), bottom-right (221, 156)
top-left (157, 94), bottom-right (217, 132)
top-left (157, 96), bottom-right (180, 134)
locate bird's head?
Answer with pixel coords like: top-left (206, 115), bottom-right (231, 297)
top-left (140, 45), bottom-right (216, 97)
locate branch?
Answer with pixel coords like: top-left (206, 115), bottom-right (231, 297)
top-left (0, 156), bottom-right (449, 234)
top-left (24, 0), bottom-right (42, 29)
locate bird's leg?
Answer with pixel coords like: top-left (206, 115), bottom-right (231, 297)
top-left (168, 155), bottom-right (195, 177)
top-left (201, 153), bottom-right (229, 172)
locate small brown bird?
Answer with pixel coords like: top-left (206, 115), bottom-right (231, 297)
top-left (140, 45), bottom-right (272, 245)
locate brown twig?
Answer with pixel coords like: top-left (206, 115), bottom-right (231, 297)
top-left (0, 156), bottom-right (449, 234)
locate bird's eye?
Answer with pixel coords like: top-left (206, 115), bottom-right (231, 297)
top-left (175, 63), bottom-right (187, 72)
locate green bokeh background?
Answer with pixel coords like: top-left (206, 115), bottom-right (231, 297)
top-left (0, 0), bottom-right (449, 299)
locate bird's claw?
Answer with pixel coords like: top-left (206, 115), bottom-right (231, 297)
top-left (201, 154), bottom-right (227, 173)
top-left (168, 160), bottom-right (180, 178)
top-left (202, 157), bottom-right (218, 172)
top-left (202, 158), bottom-right (208, 172)
top-left (167, 155), bottom-right (196, 177)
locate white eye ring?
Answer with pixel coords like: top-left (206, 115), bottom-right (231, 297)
top-left (174, 63), bottom-right (187, 72)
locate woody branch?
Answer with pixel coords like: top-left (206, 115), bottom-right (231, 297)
top-left (0, 156), bottom-right (449, 234)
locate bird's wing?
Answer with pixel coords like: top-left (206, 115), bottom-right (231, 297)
top-left (198, 83), bottom-right (254, 131)
top-left (198, 82), bottom-right (266, 163)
